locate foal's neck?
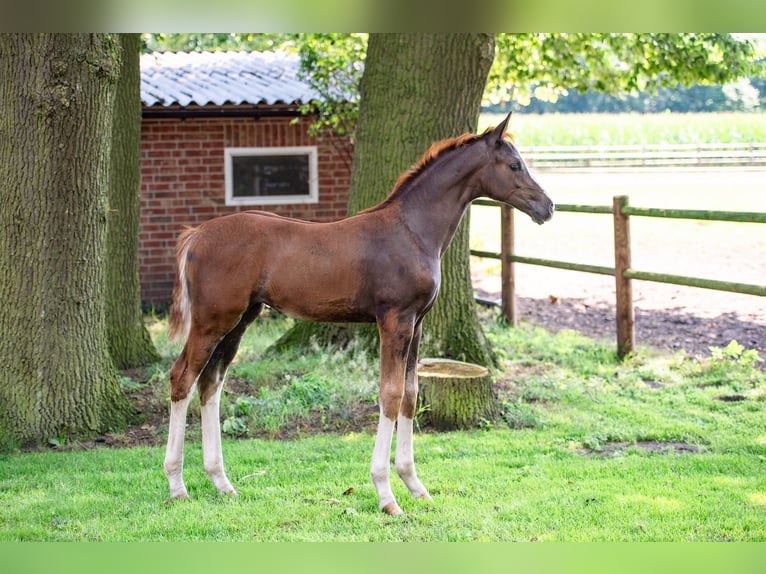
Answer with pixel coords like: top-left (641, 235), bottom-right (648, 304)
top-left (396, 145), bottom-right (483, 258)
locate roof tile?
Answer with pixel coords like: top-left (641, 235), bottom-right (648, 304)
top-left (140, 50), bottom-right (318, 107)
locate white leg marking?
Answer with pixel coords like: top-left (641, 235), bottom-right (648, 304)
top-left (164, 390), bottom-right (193, 499)
top-left (370, 410), bottom-right (400, 514)
top-left (395, 415), bottom-right (431, 500)
top-left (201, 380), bottom-right (237, 495)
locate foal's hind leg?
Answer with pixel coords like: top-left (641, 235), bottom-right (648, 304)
top-left (164, 330), bottom-right (223, 500)
top-left (395, 320), bottom-right (432, 502)
top-left (165, 388), bottom-right (194, 500)
top-left (197, 303), bottom-right (263, 496)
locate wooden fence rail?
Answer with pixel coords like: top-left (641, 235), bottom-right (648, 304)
top-left (470, 197), bottom-right (766, 358)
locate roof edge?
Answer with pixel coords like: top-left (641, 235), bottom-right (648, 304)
top-left (141, 104), bottom-right (308, 120)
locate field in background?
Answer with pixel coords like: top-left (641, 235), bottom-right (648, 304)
top-left (479, 112), bottom-right (766, 147)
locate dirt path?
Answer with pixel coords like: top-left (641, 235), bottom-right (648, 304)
top-left (474, 269), bottom-right (765, 360)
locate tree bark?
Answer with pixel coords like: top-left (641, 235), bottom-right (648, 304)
top-left (106, 33), bottom-right (160, 369)
top-left (0, 33), bottom-right (136, 448)
top-left (275, 34), bottom-right (497, 366)
top-left (416, 358), bottom-right (498, 430)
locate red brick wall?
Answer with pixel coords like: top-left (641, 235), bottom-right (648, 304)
top-left (140, 114), bottom-right (352, 305)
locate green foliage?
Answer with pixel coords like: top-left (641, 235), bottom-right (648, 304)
top-left (151, 309), bottom-right (766, 448)
top-left (683, 340), bottom-right (764, 390)
top-left (118, 375), bottom-right (145, 391)
top-left (488, 33), bottom-right (763, 106)
top-left (223, 374), bottom-right (337, 437)
top-left (140, 33), bottom-right (293, 54)
top-left (293, 33), bottom-right (366, 143)
top-left (220, 319), bottom-right (378, 436)
top-left (282, 373), bottom-right (331, 406)
top-left (500, 401), bottom-right (547, 429)
top-left (709, 339), bottom-right (758, 365)
top-left (222, 397), bottom-right (258, 437)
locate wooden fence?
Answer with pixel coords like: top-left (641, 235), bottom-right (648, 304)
top-left (470, 196), bottom-right (766, 358)
top-left (524, 143), bottom-right (766, 169)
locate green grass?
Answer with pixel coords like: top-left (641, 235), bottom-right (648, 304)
top-left (1, 313), bottom-right (764, 541)
top-left (479, 111), bottom-right (766, 147)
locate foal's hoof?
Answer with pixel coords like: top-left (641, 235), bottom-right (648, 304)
top-left (382, 501), bottom-right (403, 516)
top-left (163, 493), bottom-right (189, 505)
top-left (416, 492), bottom-right (433, 502)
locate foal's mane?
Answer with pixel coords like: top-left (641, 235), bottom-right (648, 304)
top-left (391, 131), bottom-right (485, 194)
top-left (360, 128), bottom-right (497, 215)
top-left (358, 124), bottom-right (518, 216)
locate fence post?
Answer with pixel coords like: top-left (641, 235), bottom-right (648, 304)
top-left (500, 204), bottom-right (517, 326)
top-left (613, 195), bottom-right (634, 358)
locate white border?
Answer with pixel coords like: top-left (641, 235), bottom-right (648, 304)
top-left (224, 146), bottom-right (319, 206)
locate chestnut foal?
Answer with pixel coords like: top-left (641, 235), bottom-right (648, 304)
top-left (163, 113), bottom-right (554, 514)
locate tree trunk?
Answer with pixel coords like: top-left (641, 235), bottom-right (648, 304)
top-left (106, 33), bottom-right (160, 369)
top-left (0, 34), bottom-right (136, 448)
top-left (275, 34), bottom-right (497, 366)
top-left (416, 358), bottom-right (498, 430)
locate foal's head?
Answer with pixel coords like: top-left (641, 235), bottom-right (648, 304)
top-left (477, 114), bottom-right (554, 225)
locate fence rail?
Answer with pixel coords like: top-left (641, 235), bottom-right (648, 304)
top-left (470, 196), bottom-right (766, 358)
top-left (524, 143), bottom-right (766, 169)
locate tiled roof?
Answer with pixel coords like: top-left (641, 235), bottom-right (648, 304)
top-left (140, 50), bottom-right (318, 108)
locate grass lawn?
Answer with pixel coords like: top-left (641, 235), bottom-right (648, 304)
top-left (1, 312), bottom-right (764, 542)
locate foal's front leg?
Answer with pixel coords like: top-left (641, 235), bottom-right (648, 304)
top-left (395, 320), bottom-right (432, 501)
top-left (371, 312), bottom-right (415, 515)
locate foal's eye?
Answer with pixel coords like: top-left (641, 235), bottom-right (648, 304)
top-left (509, 163), bottom-right (522, 172)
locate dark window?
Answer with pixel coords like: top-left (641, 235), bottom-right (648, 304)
top-left (225, 147), bottom-right (318, 206)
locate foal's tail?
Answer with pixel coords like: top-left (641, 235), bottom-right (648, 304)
top-left (168, 226), bottom-right (197, 345)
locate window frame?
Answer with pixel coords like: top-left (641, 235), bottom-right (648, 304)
top-left (224, 145), bottom-right (319, 206)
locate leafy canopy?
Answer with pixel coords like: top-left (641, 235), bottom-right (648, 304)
top-left (489, 33), bottom-right (762, 105)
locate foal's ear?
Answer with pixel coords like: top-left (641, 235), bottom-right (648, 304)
top-left (489, 111), bottom-right (512, 145)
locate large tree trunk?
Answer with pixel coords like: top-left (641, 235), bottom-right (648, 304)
top-left (275, 34), bottom-right (497, 366)
top-left (0, 34), bottom-right (136, 448)
top-left (106, 33), bottom-right (160, 369)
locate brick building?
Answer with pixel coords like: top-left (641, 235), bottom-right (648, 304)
top-left (140, 51), bottom-right (353, 305)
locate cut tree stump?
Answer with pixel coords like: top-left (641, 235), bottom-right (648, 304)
top-left (416, 358), bottom-right (498, 430)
